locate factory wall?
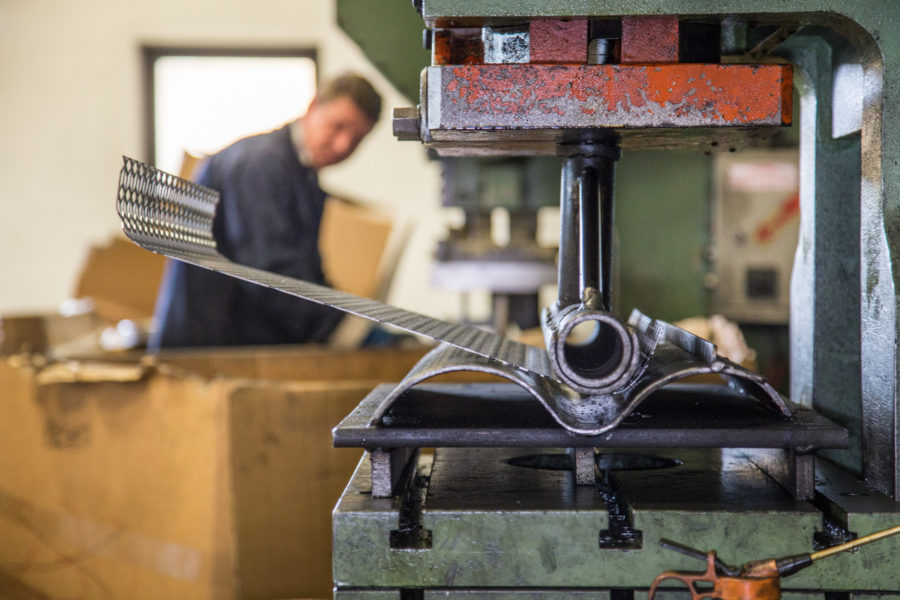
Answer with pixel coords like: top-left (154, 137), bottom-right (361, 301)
top-left (0, 0), bottom-right (448, 319)
top-left (616, 151), bottom-right (710, 322)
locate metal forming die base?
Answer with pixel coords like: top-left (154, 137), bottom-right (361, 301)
top-left (332, 449), bottom-right (900, 595)
top-left (336, 382), bottom-right (847, 499)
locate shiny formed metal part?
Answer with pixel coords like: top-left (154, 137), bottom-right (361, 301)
top-left (116, 157), bottom-right (553, 379)
top-left (368, 312), bottom-right (790, 435)
top-left (541, 304), bottom-right (646, 395)
top-left (369, 343), bottom-right (593, 432)
top-left (117, 157), bottom-right (219, 258)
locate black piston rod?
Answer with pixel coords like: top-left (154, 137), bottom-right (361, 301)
top-left (557, 145), bottom-right (619, 310)
top-left (544, 143), bottom-right (641, 394)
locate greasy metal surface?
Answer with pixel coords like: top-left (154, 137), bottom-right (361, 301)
top-left (332, 448), bottom-right (836, 589)
top-left (116, 157), bottom-right (552, 379)
top-left (334, 382), bottom-right (847, 450)
top-left (554, 146), bottom-right (619, 313)
top-left (419, 126), bottom-right (788, 157)
top-left (810, 459), bottom-right (900, 589)
top-left (425, 63), bottom-right (792, 134)
top-left (815, 459), bottom-right (900, 527)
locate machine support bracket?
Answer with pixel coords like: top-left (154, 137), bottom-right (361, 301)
top-left (370, 447), bottom-right (418, 498)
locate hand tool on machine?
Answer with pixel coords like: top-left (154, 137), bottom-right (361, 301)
top-left (649, 524), bottom-right (900, 600)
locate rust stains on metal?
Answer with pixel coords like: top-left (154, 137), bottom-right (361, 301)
top-left (529, 19), bottom-right (588, 64)
top-left (439, 64), bottom-right (792, 127)
top-left (433, 29), bottom-right (484, 65)
top-left (621, 15), bottom-right (679, 63)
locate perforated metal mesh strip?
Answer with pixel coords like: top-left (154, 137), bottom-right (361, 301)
top-left (117, 156), bottom-right (553, 378)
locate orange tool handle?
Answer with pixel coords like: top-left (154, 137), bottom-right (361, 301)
top-left (648, 552), bottom-right (781, 600)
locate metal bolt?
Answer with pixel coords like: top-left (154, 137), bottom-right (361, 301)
top-left (392, 107), bottom-right (421, 141)
top-left (588, 38), bottom-right (611, 65)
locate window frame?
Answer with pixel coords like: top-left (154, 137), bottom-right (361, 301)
top-left (141, 45), bottom-right (318, 165)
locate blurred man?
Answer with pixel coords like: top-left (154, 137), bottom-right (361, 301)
top-left (149, 73), bottom-right (381, 349)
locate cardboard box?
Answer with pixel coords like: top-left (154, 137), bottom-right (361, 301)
top-left (0, 312), bottom-right (106, 358)
top-left (0, 160), bottom-right (408, 598)
top-left (0, 345), bottom-right (428, 599)
top-left (69, 196), bottom-right (395, 329)
top-left (73, 238), bottom-right (167, 323)
top-left (320, 198), bottom-right (394, 301)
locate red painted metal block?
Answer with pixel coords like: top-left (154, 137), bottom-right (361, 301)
top-left (621, 15), bottom-right (679, 63)
top-left (432, 63), bottom-right (793, 129)
top-left (433, 30), bottom-right (454, 65)
top-left (529, 19), bottom-right (588, 64)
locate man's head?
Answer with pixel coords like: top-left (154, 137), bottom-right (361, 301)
top-left (302, 73), bottom-right (382, 169)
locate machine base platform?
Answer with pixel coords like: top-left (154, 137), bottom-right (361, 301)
top-left (332, 447), bottom-right (900, 595)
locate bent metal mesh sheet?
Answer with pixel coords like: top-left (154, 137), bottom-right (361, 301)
top-left (116, 156), bottom-right (553, 378)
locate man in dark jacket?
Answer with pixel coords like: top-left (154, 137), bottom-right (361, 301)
top-left (149, 73), bottom-right (381, 349)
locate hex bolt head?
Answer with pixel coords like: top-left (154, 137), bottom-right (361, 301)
top-left (392, 107), bottom-right (421, 141)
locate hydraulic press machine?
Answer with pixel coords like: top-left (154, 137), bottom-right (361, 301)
top-left (329, 2), bottom-right (900, 598)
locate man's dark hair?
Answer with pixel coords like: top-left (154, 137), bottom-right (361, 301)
top-left (318, 73), bottom-right (382, 123)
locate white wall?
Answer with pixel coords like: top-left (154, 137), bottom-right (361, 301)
top-left (0, 0), bottom-right (452, 319)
